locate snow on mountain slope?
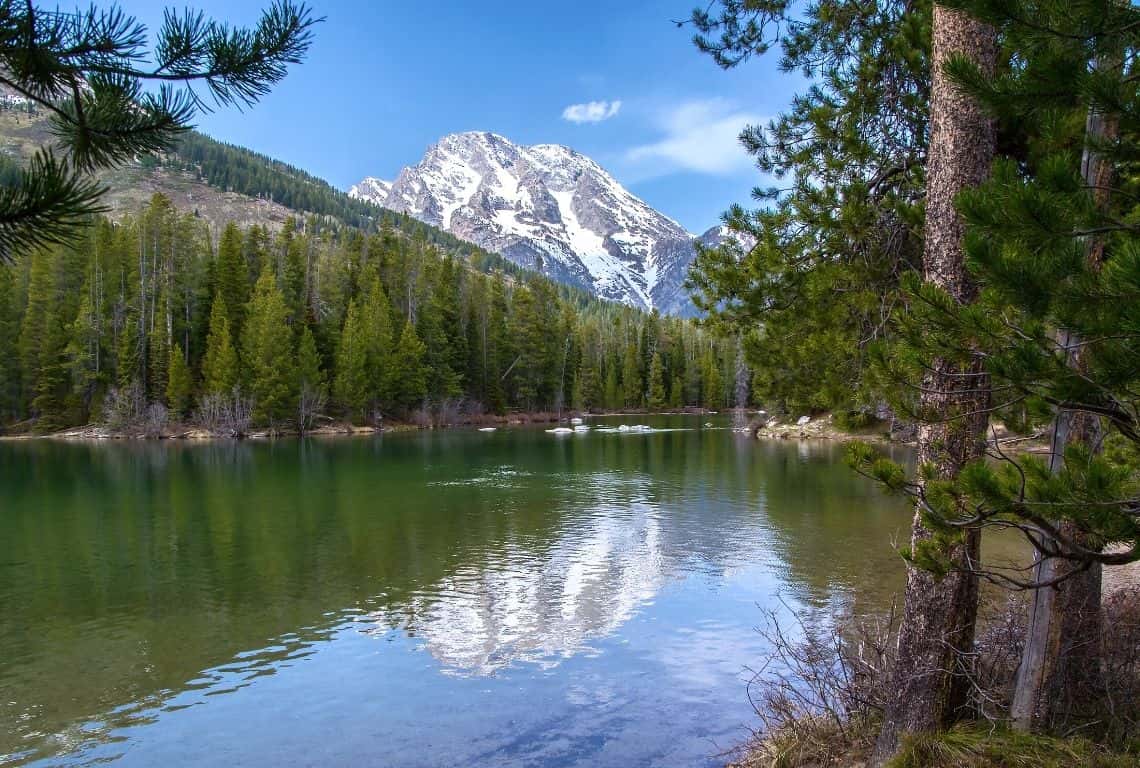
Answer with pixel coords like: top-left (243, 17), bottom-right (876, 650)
top-left (348, 176), bottom-right (392, 203)
top-left (350, 131), bottom-right (703, 315)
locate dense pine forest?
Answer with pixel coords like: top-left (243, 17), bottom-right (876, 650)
top-left (0, 194), bottom-right (736, 435)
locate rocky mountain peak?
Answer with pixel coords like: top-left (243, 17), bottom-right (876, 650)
top-left (352, 132), bottom-right (707, 315)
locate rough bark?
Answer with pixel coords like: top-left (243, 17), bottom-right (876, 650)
top-left (1010, 52), bottom-right (1119, 733)
top-left (870, 7), bottom-right (996, 765)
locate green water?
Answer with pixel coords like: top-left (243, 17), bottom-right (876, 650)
top-left (0, 416), bottom-right (917, 767)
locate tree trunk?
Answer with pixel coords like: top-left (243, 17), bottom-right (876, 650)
top-left (870, 6), bottom-right (996, 765)
top-left (1010, 49), bottom-right (1119, 733)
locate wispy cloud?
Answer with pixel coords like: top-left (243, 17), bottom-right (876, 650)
top-left (562, 99), bottom-right (622, 124)
top-left (626, 99), bottom-right (761, 176)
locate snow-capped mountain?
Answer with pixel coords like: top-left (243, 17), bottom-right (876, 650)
top-left (348, 176), bottom-right (392, 202)
top-left (351, 131), bottom-right (713, 315)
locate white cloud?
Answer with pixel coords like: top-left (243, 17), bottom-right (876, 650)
top-left (562, 99), bottom-right (623, 124)
top-left (626, 99), bottom-right (761, 176)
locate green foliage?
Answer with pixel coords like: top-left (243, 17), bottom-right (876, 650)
top-left (0, 191), bottom-right (724, 432)
top-left (647, 351), bottom-right (667, 410)
top-left (386, 321), bottom-right (428, 414)
top-left (702, 349), bottom-right (723, 409)
top-left (865, 0), bottom-right (1140, 577)
top-left (688, 1), bottom-right (930, 414)
top-left (334, 299), bottom-right (370, 422)
top-left (201, 297), bottom-right (238, 397)
top-left (214, 223), bottom-right (248, 341)
top-left (0, 263), bottom-right (20, 419)
top-left (621, 342), bottom-right (641, 408)
top-left (242, 268), bottom-right (297, 426)
top-left (166, 348), bottom-right (192, 419)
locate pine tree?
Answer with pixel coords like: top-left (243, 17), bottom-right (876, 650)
top-left (201, 297), bottom-right (239, 396)
top-left (0, 264), bottom-right (20, 420)
top-left (166, 347), bottom-right (193, 419)
top-left (214, 223), bottom-right (248, 342)
top-left (385, 320), bottom-right (428, 414)
top-left (702, 350), bottom-right (723, 410)
top-left (64, 287), bottom-right (101, 421)
top-left (688, 3), bottom-right (929, 415)
top-left (647, 351), bottom-right (667, 411)
top-left (334, 299), bottom-right (370, 422)
top-left (242, 268), bottom-right (298, 427)
top-left (870, 8), bottom-right (997, 762)
top-left (604, 363), bottom-right (620, 410)
top-left (18, 245), bottom-right (68, 425)
top-left (621, 342), bottom-right (641, 408)
top-left (360, 271), bottom-right (393, 408)
top-left (852, 0), bottom-right (1140, 738)
top-left (575, 355), bottom-right (603, 411)
top-left (297, 325), bottom-right (325, 432)
top-left (146, 298), bottom-right (170, 404)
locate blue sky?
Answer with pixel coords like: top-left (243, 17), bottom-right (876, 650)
top-left (130, 1), bottom-right (796, 232)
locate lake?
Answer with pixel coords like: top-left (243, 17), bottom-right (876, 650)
top-left (0, 415), bottom-right (916, 767)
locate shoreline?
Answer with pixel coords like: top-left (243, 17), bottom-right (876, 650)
top-left (0, 407), bottom-right (723, 442)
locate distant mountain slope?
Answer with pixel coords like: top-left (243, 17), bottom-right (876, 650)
top-left (0, 103), bottom-right (538, 279)
top-left (351, 132), bottom-right (714, 316)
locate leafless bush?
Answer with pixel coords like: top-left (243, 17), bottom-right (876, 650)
top-left (731, 600), bottom-right (897, 767)
top-left (409, 407), bottom-right (432, 428)
top-left (298, 384), bottom-right (327, 434)
top-left (101, 381), bottom-right (146, 431)
top-left (964, 595), bottom-right (1026, 724)
top-left (195, 387), bottom-right (254, 438)
top-left (436, 397), bottom-right (465, 427)
top-left (142, 403), bottom-right (168, 438)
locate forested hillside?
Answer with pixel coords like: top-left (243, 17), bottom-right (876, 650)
top-left (0, 97), bottom-right (525, 268)
top-left (0, 194), bottom-right (737, 434)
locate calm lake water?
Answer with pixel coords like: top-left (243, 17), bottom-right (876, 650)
top-left (1, 415), bottom-right (916, 767)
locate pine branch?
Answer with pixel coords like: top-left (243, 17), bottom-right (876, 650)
top-left (0, 148), bottom-right (106, 262)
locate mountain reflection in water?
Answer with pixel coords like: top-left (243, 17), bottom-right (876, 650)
top-left (1, 416), bottom-right (923, 767)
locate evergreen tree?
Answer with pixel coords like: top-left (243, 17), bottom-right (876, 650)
top-left (214, 223), bottom-right (249, 342)
top-left (855, 0), bottom-right (1140, 741)
top-left (385, 320), bottom-right (428, 414)
top-left (64, 287), bottom-right (102, 421)
top-left (201, 297), bottom-right (239, 396)
top-left (647, 351), bottom-right (667, 411)
top-left (296, 325), bottom-right (325, 432)
top-left (18, 245), bottom-right (68, 424)
top-left (334, 299), bottom-right (370, 422)
top-left (166, 347), bottom-right (193, 419)
top-left (688, 1), bottom-right (930, 415)
top-left (604, 362), bottom-right (620, 410)
top-left (360, 271), bottom-right (393, 407)
top-left (702, 350), bottom-right (723, 410)
top-left (146, 299), bottom-right (170, 405)
top-left (243, 268), bottom-right (298, 427)
top-left (0, 265), bottom-right (20, 420)
top-left (869, 8), bottom-right (997, 762)
top-left (621, 342), bottom-right (641, 408)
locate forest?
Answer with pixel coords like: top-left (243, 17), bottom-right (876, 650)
top-left (0, 194), bottom-right (736, 435)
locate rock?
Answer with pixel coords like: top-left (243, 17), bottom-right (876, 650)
top-left (796, 415), bottom-right (811, 426)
